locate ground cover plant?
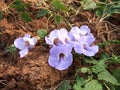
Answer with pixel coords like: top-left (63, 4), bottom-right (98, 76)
top-left (0, 0), bottom-right (120, 90)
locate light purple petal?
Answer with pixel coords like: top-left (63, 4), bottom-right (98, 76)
top-left (74, 41), bottom-right (99, 56)
top-left (45, 37), bottom-right (53, 45)
top-left (29, 37), bottom-right (37, 46)
top-left (48, 55), bottom-right (60, 68)
top-left (45, 29), bottom-right (70, 46)
top-left (55, 53), bottom-right (73, 70)
top-left (78, 35), bottom-right (95, 45)
top-left (48, 53), bottom-right (73, 70)
top-left (79, 25), bottom-right (90, 35)
top-left (58, 28), bottom-right (69, 44)
top-left (74, 43), bottom-right (83, 54)
top-left (59, 44), bottom-right (73, 56)
top-left (19, 48), bottom-right (29, 58)
top-left (45, 30), bottom-right (59, 45)
top-left (23, 34), bottom-right (31, 41)
top-left (59, 28), bottom-right (68, 36)
top-left (49, 30), bottom-right (59, 38)
top-left (82, 45), bottom-right (99, 56)
top-left (48, 44), bottom-right (73, 70)
top-left (24, 34), bottom-right (31, 38)
top-left (86, 35), bottom-right (95, 44)
top-left (14, 38), bottom-right (25, 50)
top-left (49, 44), bottom-right (72, 58)
top-left (48, 46), bottom-right (61, 67)
top-left (68, 32), bottom-right (75, 41)
top-left (69, 27), bottom-right (81, 40)
top-left (49, 46), bottom-right (60, 57)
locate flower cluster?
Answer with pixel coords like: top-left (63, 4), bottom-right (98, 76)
top-left (14, 34), bottom-right (37, 58)
top-left (45, 29), bottom-right (73, 70)
top-left (14, 25), bottom-right (98, 70)
top-left (45, 25), bottom-right (99, 70)
top-left (69, 25), bottom-right (99, 56)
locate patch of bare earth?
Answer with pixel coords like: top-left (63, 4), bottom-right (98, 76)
top-left (0, 13), bottom-right (71, 90)
top-left (0, 52), bottom-right (71, 90)
top-left (0, 1), bottom-right (74, 89)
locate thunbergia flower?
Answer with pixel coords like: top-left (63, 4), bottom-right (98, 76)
top-left (46, 25), bottom-right (99, 70)
top-left (48, 44), bottom-right (73, 70)
top-left (45, 28), bottom-right (71, 46)
top-left (14, 34), bottom-right (37, 58)
top-left (69, 25), bottom-right (99, 56)
top-left (69, 25), bottom-right (91, 41)
top-left (74, 36), bottom-right (99, 56)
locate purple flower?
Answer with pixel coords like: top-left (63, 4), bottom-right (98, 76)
top-left (74, 36), bottom-right (99, 56)
top-left (69, 25), bottom-right (91, 41)
top-left (45, 28), bottom-right (73, 70)
top-left (46, 26), bottom-right (99, 70)
top-left (69, 25), bottom-right (99, 56)
top-left (14, 34), bottom-right (37, 58)
top-left (48, 44), bottom-right (73, 70)
top-left (45, 28), bottom-right (71, 46)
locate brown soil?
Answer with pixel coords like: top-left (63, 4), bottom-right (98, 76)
top-left (0, 52), bottom-right (72, 90)
top-left (0, 0), bottom-right (120, 90)
top-left (0, 12), bottom-right (72, 90)
top-left (0, 1), bottom-right (75, 89)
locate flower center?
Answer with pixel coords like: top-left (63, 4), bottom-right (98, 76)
top-left (25, 41), bottom-right (30, 46)
top-left (54, 38), bottom-right (62, 45)
top-left (79, 32), bottom-right (88, 36)
top-left (83, 44), bottom-right (87, 50)
top-left (59, 53), bottom-right (65, 60)
top-left (79, 33), bottom-right (82, 37)
top-left (65, 38), bottom-right (69, 43)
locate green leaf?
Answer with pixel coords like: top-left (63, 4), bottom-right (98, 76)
top-left (101, 52), bottom-right (110, 59)
top-left (54, 15), bottom-right (62, 25)
top-left (96, 9), bottom-right (103, 17)
top-left (111, 69), bottom-right (120, 90)
top-left (52, 0), bottom-right (67, 11)
top-left (95, 3), bottom-right (105, 17)
top-left (84, 57), bottom-right (97, 64)
top-left (81, 67), bottom-right (88, 73)
top-left (73, 75), bottom-right (85, 90)
top-left (84, 80), bottom-right (102, 90)
top-left (37, 29), bottom-right (47, 39)
top-left (98, 40), bottom-right (120, 47)
top-left (106, 3), bottom-right (120, 15)
top-left (11, 0), bottom-right (29, 11)
top-left (37, 9), bottom-right (49, 18)
top-left (76, 75), bottom-right (85, 86)
top-left (98, 70), bottom-right (119, 85)
top-left (112, 68), bottom-right (120, 82)
top-left (21, 12), bottom-right (31, 22)
top-left (57, 80), bottom-right (70, 90)
top-left (73, 84), bottom-right (83, 90)
top-left (6, 44), bottom-right (16, 56)
top-left (111, 54), bottom-right (120, 63)
top-left (91, 60), bottom-right (106, 74)
top-left (80, 0), bottom-right (97, 10)
top-left (96, 2), bottom-right (120, 18)
top-left (0, 11), bottom-right (3, 20)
